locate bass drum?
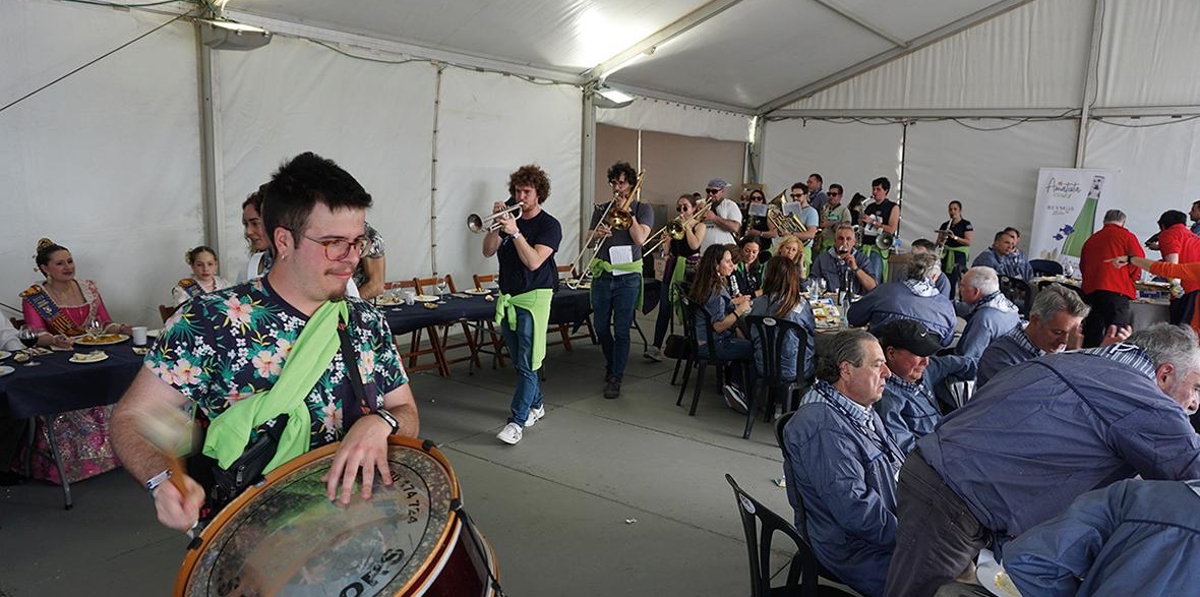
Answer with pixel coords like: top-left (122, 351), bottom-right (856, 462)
top-left (176, 436), bottom-right (498, 597)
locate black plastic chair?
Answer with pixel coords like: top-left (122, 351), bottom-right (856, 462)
top-left (1029, 259), bottom-right (1064, 277)
top-left (999, 275), bottom-right (1033, 318)
top-left (745, 315), bottom-right (811, 440)
top-left (675, 293), bottom-right (741, 416)
top-left (725, 473), bottom-right (857, 597)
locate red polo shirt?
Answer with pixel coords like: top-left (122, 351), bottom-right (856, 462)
top-left (1158, 223), bottom-right (1200, 293)
top-left (1080, 222), bottom-right (1144, 298)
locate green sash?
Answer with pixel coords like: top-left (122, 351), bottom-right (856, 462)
top-left (495, 288), bottom-right (554, 370)
top-left (203, 300), bottom-right (347, 473)
top-left (942, 245), bottom-right (970, 274)
top-left (589, 258), bottom-right (645, 311)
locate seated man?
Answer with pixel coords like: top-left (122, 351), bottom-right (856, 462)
top-left (1006, 479), bottom-right (1200, 597)
top-left (112, 152), bottom-right (420, 531)
top-left (977, 284), bottom-right (1092, 386)
top-left (955, 266), bottom-right (1020, 360)
top-left (781, 329), bottom-right (903, 597)
top-left (809, 223), bottom-right (879, 294)
top-left (972, 230), bottom-right (1033, 280)
top-left (908, 239), bottom-right (951, 299)
top-left (848, 252), bottom-right (957, 347)
top-left (882, 323), bottom-right (1200, 597)
top-left (874, 320), bottom-right (976, 454)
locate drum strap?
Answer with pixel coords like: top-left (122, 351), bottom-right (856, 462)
top-left (450, 498), bottom-right (508, 597)
top-left (337, 320), bottom-right (374, 431)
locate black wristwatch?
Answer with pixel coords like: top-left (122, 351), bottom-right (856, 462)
top-left (373, 409), bottom-right (400, 435)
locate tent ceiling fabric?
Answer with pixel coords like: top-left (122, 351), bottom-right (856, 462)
top-left (230, 0), bottom-right (1022, 111)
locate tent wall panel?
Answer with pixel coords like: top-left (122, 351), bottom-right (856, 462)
top-left (1096, 0), bottom-right (1200, 108)
top-left (759, 119), bottom-right (904, 204)
top-left (900, 120), bottom-right (1078, 260)
top-left (639, 130), bottom-right (746, 206)
top-left (598, 98), bottom-right (749, 143)
top-left (0, 1), bottom-right (200, 326)
top-left (435, 69), bottom-right (583, 282)
top-left (215, 36), bottom-right (437, 283)
top-left (595, 124), bottom-right (640, 209)
top-left (1083, 118), bottom-right (1200, 245)
top-left (784, 0), bottom-right (1092, 111)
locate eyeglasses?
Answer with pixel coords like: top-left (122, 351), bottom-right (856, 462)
top-left (300, 233), bottom-right (371, 260)
top-left (789, 193), bottom-right (804, 199)
top-left (705, 188), bottom-right (720, 195)
top-left (829, 191), bottom-right (842, 196)
top-left (676, 206), bottom-right (689, 212)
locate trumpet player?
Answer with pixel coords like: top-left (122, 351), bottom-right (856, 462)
top-left (646, 194), bottom-right (706, 362)
top-left (483, 165), bottom-right (562, 446)
top-left (589, 162), bottom-right (654, 399)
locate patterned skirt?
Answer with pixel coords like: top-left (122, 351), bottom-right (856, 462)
top-left (27, 405), bottom-right (121, 484)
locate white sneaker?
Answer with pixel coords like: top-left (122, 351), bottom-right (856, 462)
top-left (644, 346), bottom-right (663, 362)
top-left (496, 422), bottom-right (523, 445)
top-left (525, 405), bottom-right (546, 428)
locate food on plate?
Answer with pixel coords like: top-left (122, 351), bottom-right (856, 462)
top-left (70, 350), bottom-right (108, 363)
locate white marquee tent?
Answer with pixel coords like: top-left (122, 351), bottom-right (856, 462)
top-left (4, 0), bottom-right (1200, 325)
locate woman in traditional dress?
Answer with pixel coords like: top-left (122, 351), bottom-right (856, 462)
top-left (172, 245), bottom-right (233, 305)
top-left (18, 238), bottom-right (127, 483)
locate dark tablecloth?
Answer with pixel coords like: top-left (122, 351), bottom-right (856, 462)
top-left (381, 288), bottom-right (598, 335)
top-left (0, 346), bottom-right (144, 418)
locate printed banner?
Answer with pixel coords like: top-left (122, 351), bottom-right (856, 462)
top-left (1030, 168), bottom-right (1120, 270)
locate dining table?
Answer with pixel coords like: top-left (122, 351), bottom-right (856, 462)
top-left (0, 343), bottom-right (145, 509)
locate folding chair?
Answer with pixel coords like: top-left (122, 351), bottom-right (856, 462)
top-left (386, 279), bottom-right (448, 376)
top-left (158, 304), bottom-right (179, 323)
top-left (415, 274), bottom-right (482, 374)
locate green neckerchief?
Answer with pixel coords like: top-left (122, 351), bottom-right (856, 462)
top-left (203, 299), bottom-right (348, 473)
top-left (670, 256), bottom-right (688, 320)
top-left (495, 288), bottom-right (554, 370)
top-left (862, 244), bottom-right (890, 281)
top-left (589, 257), bottom-right (645, 311)
top-left (942, 245), bottom-right (970, 274)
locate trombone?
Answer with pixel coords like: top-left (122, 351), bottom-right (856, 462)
top-left (565, 170), bottom-right (647, 290)
top-left (467, 203), bottom-right (521, 233)
top-left (643, 199), bottom-right (711, 256)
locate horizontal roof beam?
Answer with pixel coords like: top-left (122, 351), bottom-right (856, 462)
top-left (811, 0), bottom-right (907, 48)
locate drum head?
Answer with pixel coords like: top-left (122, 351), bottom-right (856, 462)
top-left (179, 438), bottom-right (459, 597)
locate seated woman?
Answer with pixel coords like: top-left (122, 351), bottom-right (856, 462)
top-left (731, 236), bottom-right (765, 298)
top-left (172, 245), bottom-right (233, 305)
top-left (750, 255), bottom-right (816, 386)
top-left (18, 237), bottom-right (127, 483)
top-left (773, 235), bottom-right (807, 280)
top-left (688, 244), bottom-right (754, 413)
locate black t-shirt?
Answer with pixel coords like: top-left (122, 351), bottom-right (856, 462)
top-left (669, 236), bottom-right (699, 258)
top-left (744, 215), bottom-right (772, 251)
top-left (862, 199), bottom-right (897, 242)
top-left (498, 210), bottom-right (562, 295)
top-left (938, 219), bottom-right (973, 248)
top-left (589, 201), bottom-right (654, 262)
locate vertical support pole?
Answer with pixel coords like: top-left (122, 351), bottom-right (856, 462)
top-left (430, 65), bottom-right (445, 276)
top-left (1075, 0), bottom-right (1105, 167)
top-left (196, 31), bottom-right (225, 259)
top-left (580, 85), bottom-right (598, 255)
top-left (747, 115), bottom-right (764, 183)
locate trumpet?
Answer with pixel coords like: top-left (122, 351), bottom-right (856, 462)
top-left (644, 199), bottom-right (711, 256)
top-left (467, 202), bottom-right (521, 233)
top-left (767, 207), bottom-right (807, 235)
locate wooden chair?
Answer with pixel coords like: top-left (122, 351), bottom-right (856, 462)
top-left (471, 274), bottom-right (507, 368)
top-left (158, 304), bottom-right (179, 323)
top-left (550, 265), bottom-right (596, 350)
top-left (415, 274), bottom-right (482, 374)
top-left (386, 278), bottom-right (449, 377)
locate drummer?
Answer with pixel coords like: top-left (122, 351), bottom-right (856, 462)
top-left (112, 152), bottom-right (420, 532)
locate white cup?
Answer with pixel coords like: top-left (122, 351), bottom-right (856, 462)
top-left (131, 326), bottom-right (149, 346)
top-left (403, 289), bottom-right (416, 305)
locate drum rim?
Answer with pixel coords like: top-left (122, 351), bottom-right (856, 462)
top-left (175, 435), bottom-right (459, 596)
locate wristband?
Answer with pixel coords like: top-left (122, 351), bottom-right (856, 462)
top-left (511, 231), bottom-right (523, 241)
top-left (373, 409), bottom-right (400, 435)
top-left (145, 468), bottom-right (171, 493)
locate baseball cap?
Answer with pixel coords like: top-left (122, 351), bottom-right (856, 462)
top-left (706, 178), bottom-right (729, 190)
top-left (876, 319), bottom-right (941, 357)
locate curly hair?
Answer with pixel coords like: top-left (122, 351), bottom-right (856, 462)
top-left (606, 161), bottom-right (638, 187)
top-left (508, 164), bottom-right (551, 204)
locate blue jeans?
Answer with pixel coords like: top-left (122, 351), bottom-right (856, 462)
top-left (701, 336), bottom-right (755, 389)
top-left (500, 306), bottom-right (543, 426)
top-left (591, 272), bottom-right (641, 381)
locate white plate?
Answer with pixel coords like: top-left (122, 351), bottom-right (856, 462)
top-left (464, 288), bottom-right (491, 295)
top-left (70, 351), bottom-right (109, 364)
top-left (412, 294), bottom-right (439, 303)
top-left (977, 549), bottom-right (1022, 597)
top-left (0, 351), bottom-right (9, 361)
top-left (75, 333), bottom-right (130, 346)
top-left (0, 365), bottom-right (13, 377)
top-left (146, 329), bottom-right (161, 338)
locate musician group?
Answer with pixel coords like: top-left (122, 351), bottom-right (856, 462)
top-left (101, 151), bottom-right (1200, 597)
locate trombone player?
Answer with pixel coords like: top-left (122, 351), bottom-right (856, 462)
top-left (588, 161), bottom-right (654, 399)
top-left (483, 164), bottom-right (562, 445)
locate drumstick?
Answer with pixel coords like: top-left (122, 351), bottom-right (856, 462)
top-left (134, 401), bottom-right (196, 495)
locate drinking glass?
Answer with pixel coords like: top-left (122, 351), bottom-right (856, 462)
top-left (436, 279), bottom-right (450, 303)
top-left (17, 326), bottom-right (40, 367)
top-left (87, 318), bottom-right (103, 340)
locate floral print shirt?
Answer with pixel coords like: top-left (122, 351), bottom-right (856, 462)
top-left (146, 277), bottom-right (407, 450)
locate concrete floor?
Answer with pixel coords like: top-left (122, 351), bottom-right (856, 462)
top-left (0, 320), bottom-right (804, 596)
